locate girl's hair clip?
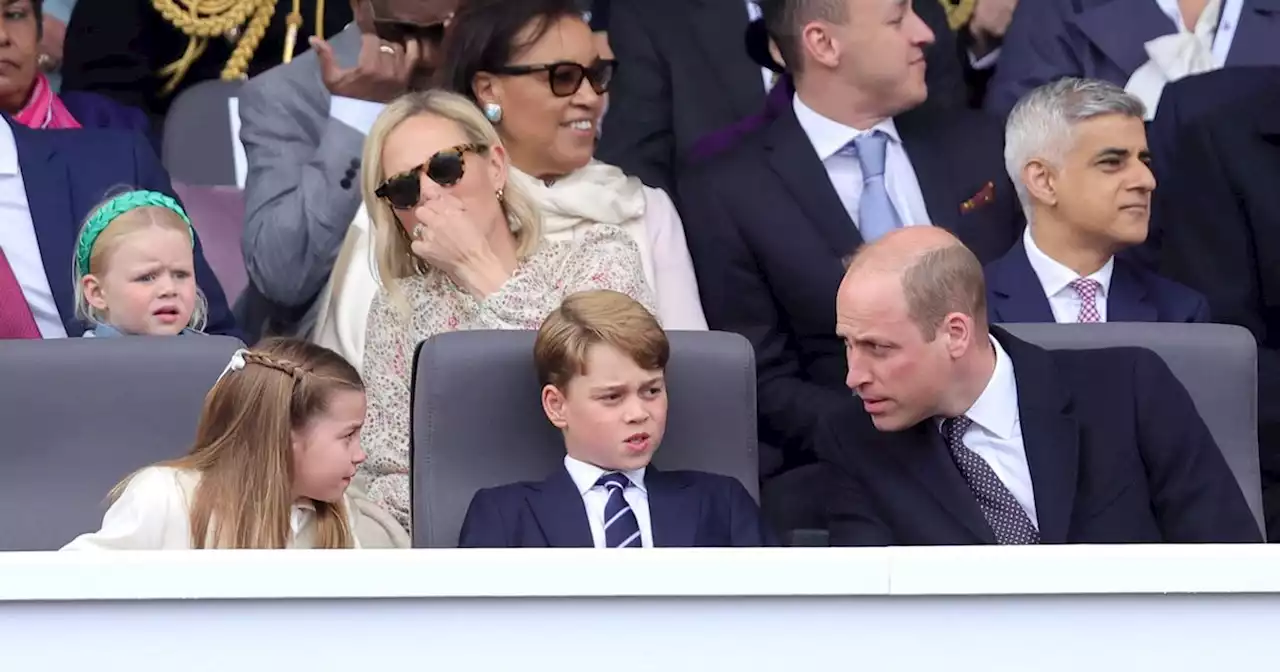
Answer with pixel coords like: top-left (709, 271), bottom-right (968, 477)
top-left (217, 348), bottom-right (249, 382)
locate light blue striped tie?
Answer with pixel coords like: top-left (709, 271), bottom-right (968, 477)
top-left (847, 131), bottom-right (902, 242)
top-left (598, 473), bottom-right (642, 548)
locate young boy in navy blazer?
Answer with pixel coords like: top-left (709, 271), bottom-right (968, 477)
top-left (458, 290), bottom-right (771, 548)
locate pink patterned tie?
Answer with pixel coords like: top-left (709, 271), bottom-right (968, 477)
top-left (1070, 278), bottom-right (1102, 323)
top-left (0, 248), bottom-right (41, 339)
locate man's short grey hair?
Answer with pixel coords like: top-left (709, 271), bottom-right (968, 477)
top-left (1003, 78), bottom-right (1147, 215)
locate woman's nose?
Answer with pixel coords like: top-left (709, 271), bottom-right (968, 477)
top-left (417, 172), bottom-right (445, 200)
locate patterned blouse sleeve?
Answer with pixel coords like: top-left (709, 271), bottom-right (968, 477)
top-left (472, 224), bottom-right (659, 328)
top-left (358, 288), bottom-right (414, 532)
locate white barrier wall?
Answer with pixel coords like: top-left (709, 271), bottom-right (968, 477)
top-left (1, 546), bottom-right (1277, 670)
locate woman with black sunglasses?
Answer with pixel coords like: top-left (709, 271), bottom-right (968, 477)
top-left (355, 89), bottom-right (656, 532)
top-left (435, 0), bottom-right (708, 330)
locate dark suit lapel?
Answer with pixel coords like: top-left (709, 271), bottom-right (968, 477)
top-left (764, 106), bottom-right (862, 257)
top-left (884, 423), bottom-right (997, 543)
top-left (1072, 0), bottom-right (1174, 76)
top-left (12, 121), bottom-right (77, 333)
top-left (986, 241), bottom-right (1057, 323)
top-left (646, 467), bottom-right (700, 547)
top-left (896, 108), bottom-right (965, 234)
top-left (689, 0), bottom-right (766, 119)
top-left (1107, 259), bottom-right (1158, 322)
top-left (994, 327), bottom-right (1079, 544)
top-left (528, 468), bottom-right (594, 548)
top-left (1226, 0), bottom-right (1280, 66)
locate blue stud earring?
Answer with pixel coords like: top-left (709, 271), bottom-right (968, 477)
top-left (483, 103), bottom-right (503, 124)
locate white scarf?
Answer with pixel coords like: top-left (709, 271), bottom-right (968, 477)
top-left (1125, 0), bottom-right (1222, 120)
top-left (507, 161), bottom-right (655, 291)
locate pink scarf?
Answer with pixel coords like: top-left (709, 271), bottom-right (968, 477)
top-left (14, 73), bottom-right (81, 130)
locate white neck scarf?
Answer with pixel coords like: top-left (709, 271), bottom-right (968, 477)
top-left (1125, 0), bottom-right (1223, 119)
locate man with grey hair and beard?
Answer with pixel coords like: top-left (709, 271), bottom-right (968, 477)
top-left (983, 78), bottom-right (1209, 325)
top-left (816, 226), bottom-right (1258, 546)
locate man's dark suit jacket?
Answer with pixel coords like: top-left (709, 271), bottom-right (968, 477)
top-left (1129, 67), bottom-right (1280, 270)
top-left (1155, 77), bottom-right (1280, 539)
top-left (10, 120), bottom-right (239, 339)
top-left (817, 327), bottom-right (1260, 546)
top-left (458, 466), bottom-right (772, 547)
top-left (597, 0), bottom-right (967, 196)
top-left (678, 100), bottom-right (1022, 471)
top-left (985, 239), bottom-right (1211, 323)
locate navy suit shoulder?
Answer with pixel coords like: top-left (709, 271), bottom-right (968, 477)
top-left (457, 468), bottom-right (774, 548)
top-left (1120, 258), bottom-right (1212, 322)
top-left (985, 242), bottom-right (1210, 323)
top-left (457, 481), bottom-right (528, 548)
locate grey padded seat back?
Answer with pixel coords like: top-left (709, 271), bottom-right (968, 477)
top-left (1002, 322), bottom-right (1264, 534)
top-left (411, 330), bottom-right (759, 548)
top-left (0, 336), bottom-right (245, 550)
top-left (162, 80), bottom-right (244, 186)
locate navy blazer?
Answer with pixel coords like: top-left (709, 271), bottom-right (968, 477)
top-left (985, 240), bottom-right (1210, 323)
top-left (817, 327), bottom-right (1260, 545)
top-left (458, 466), bottom-right (773, 548)
top-left (8, 119), bottom-right (239, 339)
top-left (678, 100), bottom-right (1023, 467)
top-left (986, 0), bottom-right (1280, 117)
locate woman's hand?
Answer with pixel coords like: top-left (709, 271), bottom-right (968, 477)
top-left (409, 194), bottom-right (516, 298)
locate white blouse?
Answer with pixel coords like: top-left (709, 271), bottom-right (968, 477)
top-left (61, 466), bottom-right (368, 550)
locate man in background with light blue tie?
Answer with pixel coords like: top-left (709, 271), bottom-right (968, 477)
top-left (678, 0), bottom-right (1023, 537)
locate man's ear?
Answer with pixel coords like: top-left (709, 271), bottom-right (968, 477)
top-left (542, 384), bottom-right (569, 429)
top-left (1022, 158), bottom-right (1058, 207)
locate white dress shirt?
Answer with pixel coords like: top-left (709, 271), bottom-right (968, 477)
top-left (563, 455), bottom-right (654, 548)
top-left (944, 334), bottom-right (1039, 528)
top-left (0, 121), bottom-right (66, 338)
top-left (61, 467), bottom-right (364, 549)
top-left (1023, 227), bottom-right (1115, 323)
top-left (792, 95), bottom-right (933, 233)
top-left (330, 96), bottom-right (387, 136)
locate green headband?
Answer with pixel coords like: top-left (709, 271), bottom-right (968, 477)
top-left (76, 190), bottom-right (194, 276)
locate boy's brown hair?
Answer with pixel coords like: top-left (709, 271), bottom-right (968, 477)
top-left (535, 290), bottom-right (669, 390)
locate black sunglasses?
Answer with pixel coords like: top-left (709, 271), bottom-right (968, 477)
top-left (490, 59), bottom-right (617, 97)
top-left (374, 143), bottom-right (488, 210)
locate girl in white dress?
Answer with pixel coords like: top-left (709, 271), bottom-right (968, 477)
top-left (63, 338), bottom-right (408, 549)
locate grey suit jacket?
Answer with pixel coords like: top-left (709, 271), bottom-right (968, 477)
top-left (238, 26), bottom-right (366, 313)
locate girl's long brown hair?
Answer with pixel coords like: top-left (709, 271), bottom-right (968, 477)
top-left (113, 338), bottom-right (364, 548)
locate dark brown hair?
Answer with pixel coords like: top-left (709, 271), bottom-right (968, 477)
top-left (434, 0), bottom-right (587, 104)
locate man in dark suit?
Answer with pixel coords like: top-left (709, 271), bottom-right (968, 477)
top-left (598, 0), bottom-right (968, 196)
top-left (0, 120), bottom-right (237, 339)
top-left (1136, 67), bottom-right (1280, 269)
top-left (678, 0), bottom-right (1022, 505)
top-left (985, 78), bottom-right (1208, 324)
top-left (458, 290), bottom-right (769, 548)
top-left (1156, 75), bottom-right (1280, 540)
top-left (819, 226), bottom-right (1258, 545)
